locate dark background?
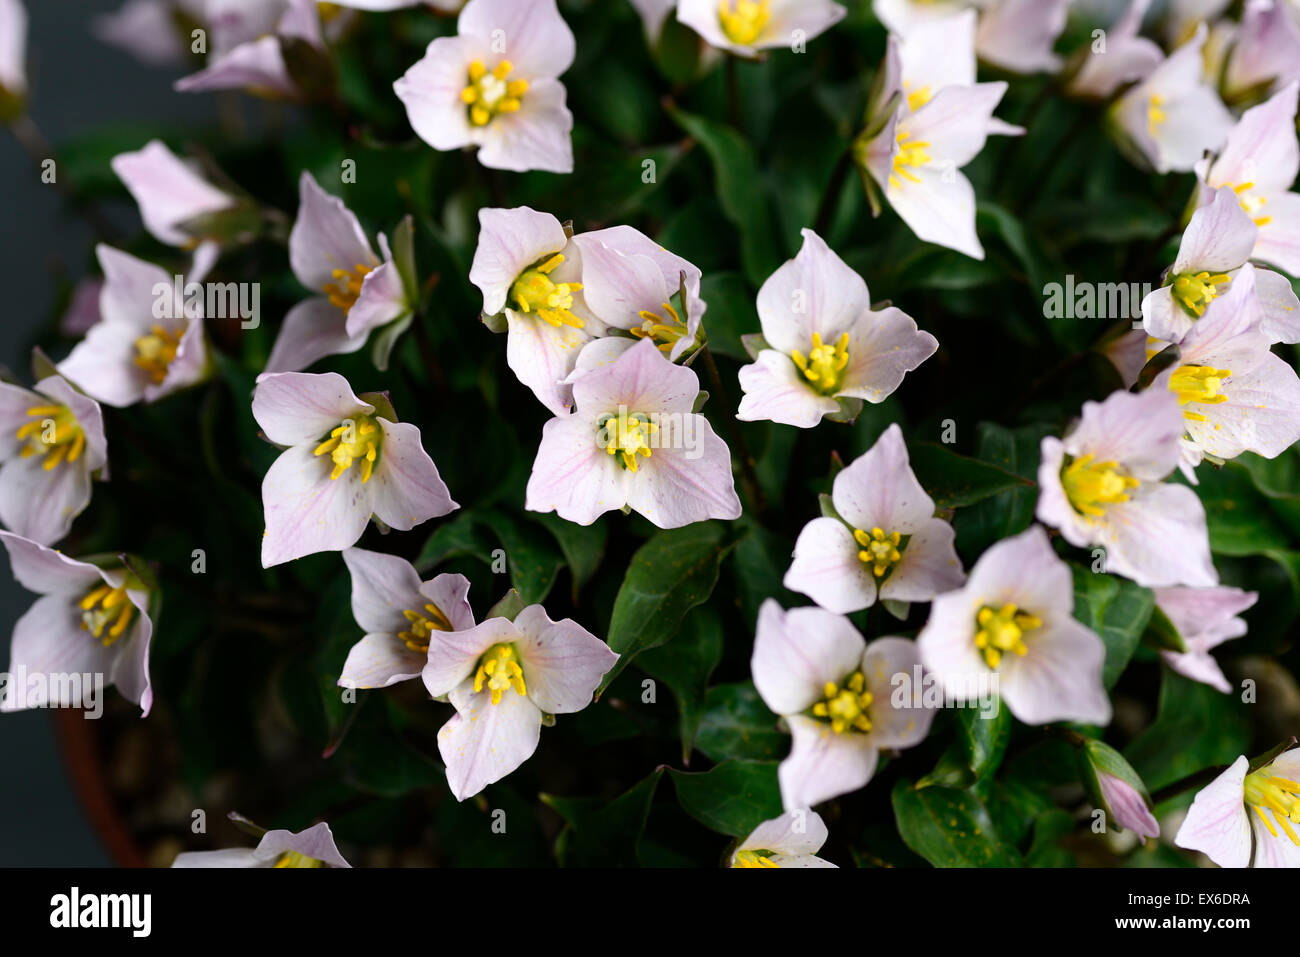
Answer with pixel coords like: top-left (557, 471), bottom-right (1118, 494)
top-left (0, 0), bottom-right (217, 865)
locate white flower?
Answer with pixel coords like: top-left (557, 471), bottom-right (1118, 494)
top-left (526, 337), bottom-right (740, 528)
top-left (94, 0), bottom-right (197, 68)
top-left (423, 605), bottom-right (618, 801)
top-left (265, 172), bottom-right (412, 374)
top-left (252, 371), bottom-right (457, 567)
top-left (337, 547), bottom-right (474, 689)
top-left (0, 375), bottom-right (107, 546)
top-left (1066, 0), bottom-right (1164, 99)
top-left (1223, 0), bottom-right (1300, 104)
top-left (1036, 387), bottom-right (1218, 588)
top-left (974, 0), bottom-right (1071, 74)
top-left (1154, 585), bottom-right (1257, 693)
top-left (0, 0), bottom-right (27, 105)
top-left (752, 601), bottom-right (936, 809)
top-left (0, 532), bottom-right (153, 716)
top-left (785, 424), bottom-right (965, 613)
top-left (1110, 24), bottom-right (1233, 173)
top-left (58, 245), bottom-right (211, 408)
top-left (1175, 750), bottom-right (1300, 867)
top-left (176, 0), bottom-right (325, 99)
top-left (394, 0), bottom-right (575, 174)
top-left (1143, 185), bottom-right (1300, 345)
top-left (917, 525), bottom-right (1112, 726)
top-left (172, 821), bottom-right (351, 868)
top-left (737, 229), bottom-right (937, 426)
top-left (1197, 81), bottom-right (1300, 278)
top-left (676, 0), bottom-right (846, 57)
top-left (730, 809), bottom-right (837, 868)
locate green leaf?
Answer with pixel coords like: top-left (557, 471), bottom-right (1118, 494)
top-left (696, 272), bottom-right (758, 362)
top-left (1125, 669), bottom-right (1251, 792)
top-left (1195, 463), bottom-right (1295, 556)
top-left (920, 704), bottom-right (1012, 789)
top-left (669, 761), bottom-right (782, 838)
top-left (957, 422), bottom-right (1050, 556)
top-left (478, 513), bottom-right (564, 606)
top-left (637, 605), bottom-right (725, 762)
top-left (908, 441), bottom-right (1034, 509)
top-left (542, 768), bottom-right (663, 867)
top-left (694, 683), bottom-right (786, 763)
top-left (415, 511), bottom-right (495, 570)
top-left (601, 522), bottom-right (743, 691)
top-left (534, 512), bottom-right (607, 602)
top-left (1071, 567), bottom-right (1154, 689)
top-left (891, 779), bottom-right (1024, 867)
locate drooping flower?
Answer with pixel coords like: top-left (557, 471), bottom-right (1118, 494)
top-left (1222, 0), bottom-right (1300, 105)
top-left (0, 0), bottom-right (27, 115)
top-left (172, 821), bottom-right (351, 868)
top-left (784, 424), bottom-right (964, 614)
top-left (1036, 387), bottom-right (1217, 588)
top-left (57, 245), bottom-right (211, 408)
top-left (0, 532), bottom-right (152, 716)
top-left (917, 525), bottom-right (1112, 726)
top-left (730, 809), bottom-right (837, 868)
top-left (526, 337), bottom-right (740, 528)
top-left (394, 0), bottom-right (575, 174)
top-left (1142, 186), bottom-right (1300, 345)
top-left (422, 604), bottom-right (618, 801)
top-left (572, 226), bottom-right (707, 362)
top-left (175, 0), bottom-right (326, 99)
top-left (1155, 263), bottom-right (1300, 467)
top-left (337, 547), bottom-right (473, 689)
top-left (1175, 750), bottom-right (1300, 867)
top-left (1154, 585), bottom-right (1257, 693)
top-left (1080, 738), bottom-right (1161, 845)
top-left (1066, 0), bottom-right (1164, 99)
top-left (0, 375), bottom-right (107, 546)
top-left (264, 172), bottom-right (413, 374)
top-left (737, 229), bottom-right (937, 427)
top-left (469, 206), bottom-right (603, 416)
top-left (252, 371), bottom-right (457, 567)
top-left (1197, 81), bottom-right (1300, 278)
top-left (856, 35), bottom-right (1016, 260)
top-left (676, 0), bottom-right (846, 57)
top-left (1109, 24), bottom-right (1233, 174)
top-left (751, 600), bottom-right (937, 810)
top-left (973, 0), bottom-right (1071, 74)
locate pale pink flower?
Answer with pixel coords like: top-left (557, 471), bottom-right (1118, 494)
top-left (974, 0), bottom-right (1071, 74)
top-left (676, 0), bottom-right (846, 57)
top-left (175, 0), bottom-right (324, 99)
top-left (172, 821), bottom-right (351, 868)
top-left (1222, 0), bottom-right (1300, 103)
top-left (730, 809), bottom-right (837, 868)
top-left (1175, 750), bottom-right (1300, 867)
top-left (1155, 585), bottom-right (1257, 693)
top-left (0, 0), bottom-right (27, 103)
top-left (1066, 0), bottom-right (1163, 99)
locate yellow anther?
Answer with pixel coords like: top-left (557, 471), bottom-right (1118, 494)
top-left (323, 263), bottom-right (374, 314)
top-left (273, 851), bottom-right (324, 868)
top-left (1229, 182), bottom-right (1272, 227)
top-left (462, 59), bottom-right (528, 127)
top-left (974, 603), bottom-right (1039, 669)
top-left (1147, 93), bottom-right (1167, 136)
top-left (905, 84), bottom-right (932, 112)
top-left (733, 850), bottom-right (781, 868)
top-left (632, 301), bottom-right (691, 353)
top-left (16, 402), bottom-right (87, 472)
top-left (79, 583), bottom-right (135, 647)
top-left (398, 603), bottom-right (452, 653)
top-left (1061, 454), bottom-right (1140, 519)
top-left (812, 670), bottom-right (873, 735)
top-left (889, 130), bottom-right (931, 190)
top-left (853, 526), bottom-right (904, 578)
top-left (313, 416), bottom-right (381, 483)
top-left (509, 254), bottom-right (584, 328)
top-left (600, 411), bottom-right (657, 473)
top-left (1170, 271), bottom-right (1231, 317)
top-left (1244, 766), bottom-right (1300, 848)
top-left (133, 324), bottom-right (182, 385)
top-left (790, 331), bottom-right (850, 396)
top-left (473, 644), bottom-right (527, 706)
top-left (1168, 365), bottom-right (1230, 422)
top-left (718, 0), bottom-right (770, 45)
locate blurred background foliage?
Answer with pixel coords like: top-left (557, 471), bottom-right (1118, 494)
top-left (15, 0), bottom-right (1299, 866)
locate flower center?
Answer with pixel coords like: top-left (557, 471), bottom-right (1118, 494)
top-left (509, 253), bottom-right (584, 328)
top-left (811, 671), bottom-right (873, 734)
top-left (791, 331), bottom-right (849, 396)
top-left (854, 527), bottom-right (903, 578)
top-left (632, 301), bottom-right (691, 353)
top-left (1243, 766), bottom-right (1300, 848)
top-left (134, 324), bottom-right (183, 385)
top-left (1168, 365), bottom-right (1230, 422)
top-left (889, 129), bottom-right (931, 190)
top-left (1170, 271), bottom-right (1230, 318)
top-left (473, 643), bottom-right (527, 706)
top-left (323, 263), bottom-right (374, 314)
top-left (15, 404), bottom-right (85, 471)
top-left (398, 602), bottom-right (452, 653)
top-left (313, 415), bottom-right (381, 482)
top-left (79, 583), bottom-right (135, 647)
top-left (718, 0), bottom-right (770, 45)
top-left (733, 850), bottom-right (780, 868)
top-left (599, 411), bottom-right (657, 473)
top-left (974, 603), bottom-right (1040, 669)
top-left (1062, 454), bottom-right (1139, 518)
top-left (1147, 93), bottom-right (1166, 136)
top-left (273, 851), bottom-right (325, 868)
top-left (462, 60), bottom-right (528, 127)
top-left (905, 84), bottom-right (933, 112)
top-left (1228, 181), bottom-right (1272, 227)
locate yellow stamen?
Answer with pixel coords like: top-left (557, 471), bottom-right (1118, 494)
top-left (1147, 93), bottom-right (1167, 136)
top-left (462, 59), bottom-right (528, 127)
top-left (398, 603), bottom-right (453, 653)
top-left (1061, 454), bottom-right (1140, 519)
top-left (1243, 766), bottom-right (1300, 848)
top-left (79, 583), bottom-right (135, 647)
top-left (1168, 365), bottom-right (1230, 422)
top-left (1229, 181), bottom-right (1272, 228)
top-left (733, 850), bottom-right (781, 868)
top-left (853, 526), bottom-right (903, 578)
top-left (974, 603), bottom-right (1040, 669)
top-left (600, 411), bottom-right (656, 473)
top-left (313, 416), bottom-right (381, 483)
top-left (811, 671), bottom-right (873, 735)
top-left (472, 644), bottom-right (527, 706)
top-left (133, 324), bottom-right (182, 385)
top-left (889, 129), bottom-right (931, 190)
top-left (631, 300), bottom-right (691, 353)
top-left (1170, 271), bottom-right (1231, 318)
top-left (718, 0), bottom-right (770, 45)
top-left (509, 253), bottom-right (584, 328)
top-left (273, 851), bottom-right (324, 868)
top-left (790, 331), bottom-right (850, 396)
top-left (322, 263), bottom-right (374, 314)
